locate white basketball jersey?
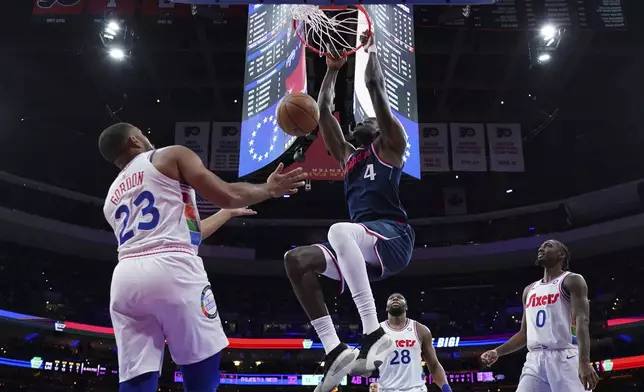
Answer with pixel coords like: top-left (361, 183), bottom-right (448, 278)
top-left (377, 319), bottom-right (426, 390)
top-left (525, 271), bottom-right (577, 351)
top-left (103, 149), bottom-right (202, 258)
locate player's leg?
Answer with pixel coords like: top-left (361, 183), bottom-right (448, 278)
top-left (154, 254), bottom-right (229, 392)
top-left (326, 222), bottom-right (396, 375)
top-left (516, 352), bottom-right (551, 392)
top-left (545, 349), bottom-right (586, 392)
top-left (110, 260), bottom-right (165, 392)
top-left (284, 245), bottom-right (357, 392)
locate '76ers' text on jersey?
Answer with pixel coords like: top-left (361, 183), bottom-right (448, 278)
top-left (103, 149), bottom-right (202, 258)
top-left (344, 144), bottom-right (407, 223)
top-left (376, 319), bottom-right (425, 390)
top-left (525, 271), bottom-right (577, 351)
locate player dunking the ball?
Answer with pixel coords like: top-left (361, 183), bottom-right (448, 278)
top-left (99, 123), bottom-right (306, 392)
top-left (480, 240), bottom-right (600, 392)
top-left (377, 293), bottom-right (452, 392)
top-left (284, 32), bottom-right (415, 392)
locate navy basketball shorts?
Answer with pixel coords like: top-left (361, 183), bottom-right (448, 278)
top-left (315, 220), bottom-right (415, 291)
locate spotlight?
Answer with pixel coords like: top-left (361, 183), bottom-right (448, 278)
top-left (537, 53), bottom-right (551, 63)
top-left (103, 21), bottom-right (120, 40)
top-left (107, 21), bottom-right (120, 32)
top-left (540, 24), bottom-right (556, 41)
top-left (109, 48), bottom-right (125, 61)
top-left (506, 189), bottom-right (513, 194)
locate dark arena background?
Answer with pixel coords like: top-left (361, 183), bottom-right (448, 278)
top-left (1, 0), bottom-right (643, 391)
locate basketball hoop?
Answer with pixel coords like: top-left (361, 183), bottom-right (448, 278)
top-left (291, 5), bottom-right (372, 58)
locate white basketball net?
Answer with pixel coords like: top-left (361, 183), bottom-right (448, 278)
top-left (291, 5), bottom-right (361, 56)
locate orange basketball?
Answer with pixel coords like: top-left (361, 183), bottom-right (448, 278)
top-left (276, 92), bottom-right (319, 137)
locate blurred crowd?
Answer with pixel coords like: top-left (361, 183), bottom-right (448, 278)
top-left (0, 241), bottom-right (642, 341)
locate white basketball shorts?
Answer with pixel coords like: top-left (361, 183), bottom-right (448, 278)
top-left (518, 349), bottom-right (586, 392)
top-left (109, 247), bottom-right (229, 383)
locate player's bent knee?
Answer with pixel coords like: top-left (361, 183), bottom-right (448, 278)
top-left (284, 246), bottom-right (326, 274)
top-left (328, 222), bottom-right (362, 246)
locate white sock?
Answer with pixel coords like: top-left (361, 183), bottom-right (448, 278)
top-left (328, 223), bottom-right (380, 335)
top-left (311, 315), bottom-right (341, 355)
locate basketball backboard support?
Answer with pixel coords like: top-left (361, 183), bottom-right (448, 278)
top-left (174, 0), bottom-right (496, 5)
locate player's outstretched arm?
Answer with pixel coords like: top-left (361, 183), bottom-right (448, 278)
top-left (200, 207), bottom-right (256, 240)
top-left (480, 285), bottom-right (530, 367)
top-left (360, 31), bottom-right (407, 161)
top-left (158, 146), bottom-right (307, 209)
top-left (566, 274), bottom-right (599, 391)
top-left (418, 323), bottom-right (452, 392)
top-left (318, 54), bottom-right (355, 165)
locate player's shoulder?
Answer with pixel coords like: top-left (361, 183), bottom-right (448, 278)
top-left (561, 272), bottom-right (586, 288)
top-left (411, 320), bottom-right (431, 336)
top-left (563, 271), bottom-right (583, 279)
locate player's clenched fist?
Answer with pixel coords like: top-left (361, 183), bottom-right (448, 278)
top-left (266, 163), bottom-right (308, 197)
top-left (480, 349), bottom-right (499, 367)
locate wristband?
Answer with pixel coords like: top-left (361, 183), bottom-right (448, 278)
top-left (441, 385), bottom-right (453, 392)
top-left (368, 46), bottom-right (377, 53)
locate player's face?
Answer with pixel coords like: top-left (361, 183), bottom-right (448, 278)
top-left (353, 118), bottom-right (379, 146)
top-left (536, 240), bottom-right (564, 268)
top-left (369, 383), bottom-right (379, 392)
top-left (386, 293), bottom-right (407, 316)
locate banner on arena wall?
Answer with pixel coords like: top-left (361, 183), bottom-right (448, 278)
top-left (287, 133), bottom-right (343, 181)
top-left (419, 123), bottom-right (450, 172)
top-left (209, 122), bottom-right (241, 172)
top-left (486, 123), bottom-right (525, 172)
top-left (85, 0), bottom-right (137, 23)
top-left (174, 122), bottom-right (211, 166)
top-left (449, 123), bottom-right (487, 172)
top-left (32, 0), bottom-right (85, 23)
top-left (141, 0), bottom-right (190, 24)
top-left (442, 187), bottom-right (467, 215)
top-left (174, 121), bottom-right (219, 217)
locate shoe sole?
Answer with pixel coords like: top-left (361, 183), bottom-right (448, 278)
top-left (350, 335), bottom-right (395, 376)
top-left (313, 349), bottom-right (357, 392)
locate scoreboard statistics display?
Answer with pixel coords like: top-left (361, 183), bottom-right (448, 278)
top-left (174, 372), bottom-right (348, 386)
top-left (354, 5), bottom-right (421, 179)
top-left (239, 4), bottom-right (302, 177)
top-left (436, 0), bottom-right (627, 30)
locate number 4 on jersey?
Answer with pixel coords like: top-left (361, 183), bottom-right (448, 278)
top-left (364, 163), bottom-right (376, 181)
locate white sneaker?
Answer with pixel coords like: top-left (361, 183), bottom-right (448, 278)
top-left (314, 343), bottom-right (357, 392)
top-left (350, 327), bottom-right (395, 376)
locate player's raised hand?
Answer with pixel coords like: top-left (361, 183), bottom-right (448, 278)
top-left (226, 207), bottom-right (257, 217)
top-left (326, 51), bottom-right (347, 69)
top-left (480, 349), bottom-right (499, 367)
top-left (266, 163), bottom-right (308, 197)
top-left (578, 361), bottom-right (599, 391)
top-left (360, 29), bottom-right (374, 52)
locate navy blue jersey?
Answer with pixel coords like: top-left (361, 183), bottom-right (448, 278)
top-left (344, 144), bottom-right (408, 223)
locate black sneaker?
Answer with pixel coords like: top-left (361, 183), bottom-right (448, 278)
top-left (350, 327), bottom-right (395, 376)
top-left (313, 343), bottom-right (358, 392)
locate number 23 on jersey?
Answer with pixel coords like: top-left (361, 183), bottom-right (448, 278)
top-left (114, 191), bottom-right (161, 245)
